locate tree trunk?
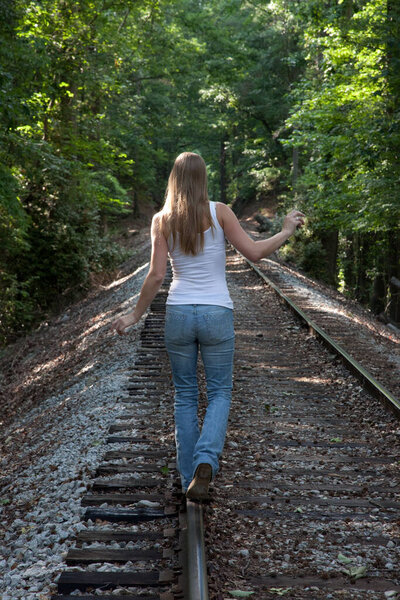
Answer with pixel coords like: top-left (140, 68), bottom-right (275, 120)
top-left (370, 272), bottom-right (386, 315)
top-left (220, 137), bottom-right (228, 204)
top-left (319, 229), bottom-right (338, 286)
top-left (345, 0), bottom-right (353, 21)
top-left (131, 189), bottom-right (140, 218)
top-left (343, 233), bottom-right (356, 293)
top-left (387, 229), bottom-right (400, 323)
top-left (354, 233), bottom-right (370, 304)
top-left (292, 146), bottom-right (299, 187)
top-left (387, 1), bottom-right (400, 99)
top-left (369, 232), bottom-right (385, 314)
top-left (385, 3), bottom-right (400, 323)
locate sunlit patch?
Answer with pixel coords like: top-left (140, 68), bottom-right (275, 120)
top-left (78, 292), bottom-right (141, 342)
top-left (292, 375), bottom-right (333, 384)
top-left (91, 313), bottom-right (106, 323)
top-left (20, 262), bottom-right (147, 391)
top-left (76, 362), bottom-right (96, 376)
top-left (272, 421), bottom-right (318, 432)
top-left (31, 355), bottom-right (64, 376)
top-left (262, 257), bottom-right (399, 345)
top-left (79, 314), bottom-right (111, 338)
top-left (104, 262), bottom-right (149, 290)
top-left (19, 353), bottom-right (66, 392)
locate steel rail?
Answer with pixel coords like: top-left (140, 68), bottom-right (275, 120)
top-left (185, 499), bottom-right (209, 600)
top-left (240, 254), bottom-right (400, 417)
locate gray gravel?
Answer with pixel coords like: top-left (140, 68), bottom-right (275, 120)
top-left (0, 261), bottom-right (149, 599)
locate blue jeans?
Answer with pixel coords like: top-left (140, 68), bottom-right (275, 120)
top-left (164, 304), bottom-right (234, 490)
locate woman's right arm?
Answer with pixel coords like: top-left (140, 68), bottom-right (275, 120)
top-left (110, 213), bottom-right (168, 335)
top-left (217, 203), bottom-right (305, 262)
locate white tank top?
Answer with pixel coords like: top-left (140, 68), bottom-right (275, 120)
top-left (166, 201), bottom-right (233, 309)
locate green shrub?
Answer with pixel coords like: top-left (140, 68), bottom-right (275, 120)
top-left (279, 230), bottom-right (330, 282)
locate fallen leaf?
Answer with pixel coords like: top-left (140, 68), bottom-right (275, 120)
top-left (338, 553), bottom-right (353, 564)
top-left (349, 566), bottom-right (367, 580)
top-left (137, 499), bottom-right (161, 508)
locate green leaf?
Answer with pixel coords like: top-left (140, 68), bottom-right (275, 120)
top-left (0, 498), bottom-right (11, 505)
top-left (228, 592), bottom-right (255, 598)
top-left (269, 589), bottom-right (292, 596)
top-left (160, 466), bottom-right (170, 475)
top-left (330, 437), bottom-right (342, 443)
top-left (338, 553), bottom-right (353, 564)
top-left (348, 566), bottom-right (367, 580)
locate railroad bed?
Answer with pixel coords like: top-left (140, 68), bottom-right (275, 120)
top-left (52, 279), bottom-right (184, 599)
top-left (2, 238), bottom-right (399, 600)
top-left (242, 221), bottom-right (400, 402)
top-left (203, 250), bottom-right (400, 599)
top-left (51, 248), bottom-right (399, 600)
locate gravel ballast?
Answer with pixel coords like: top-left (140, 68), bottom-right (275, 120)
top-left (0, 235), bottom-right (152, 599)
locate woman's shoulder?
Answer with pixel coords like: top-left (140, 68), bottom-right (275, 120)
top-left (151, 210), bottom-right (166, 230)
top-left (214, 202), bottom-right (232, 229)
top-left (152, 210), bottom-right (164, 222)
top-left (214, 202), bottom-right (231, 214)
top-left (151, 211), bottom-right (168, 239)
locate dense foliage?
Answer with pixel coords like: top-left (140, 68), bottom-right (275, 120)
top-left (284, 0), bottom-right (400, 322)
top-left (1, 0), bottom-right (399, 343)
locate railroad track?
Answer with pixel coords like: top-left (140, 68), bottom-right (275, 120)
top-left (202, 250), bottom-right (400, 599)
top-left (241, 254), bottom-right (400, 417)
top-left (51, 275), bottom-right (210, 600)
top-left (240, 224), bottom-right (400, 403)
top-left (49, 247), bottom-right (399, 600)
top-left (52, 277), bottom-right (186, 599)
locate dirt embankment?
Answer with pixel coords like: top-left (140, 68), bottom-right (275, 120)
top-left (0, 218), bottom-right (152, 439)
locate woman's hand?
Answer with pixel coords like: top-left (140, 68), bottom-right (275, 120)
top-left (282, 210), bottom-right (305, 237)
top-left (111, 312), bottom-right (139, 336)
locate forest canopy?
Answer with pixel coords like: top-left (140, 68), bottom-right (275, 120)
top-left (0, 0), bottom-right (399, 344)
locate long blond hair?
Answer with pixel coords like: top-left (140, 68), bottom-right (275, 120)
top-left (161, 152), bottom-right (214, 256)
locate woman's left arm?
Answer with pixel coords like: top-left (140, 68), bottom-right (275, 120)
top-left (111, 213), bottom-right (168, 335)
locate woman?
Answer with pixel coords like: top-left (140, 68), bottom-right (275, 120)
top-left (111, 152), bottom-right (304, 500)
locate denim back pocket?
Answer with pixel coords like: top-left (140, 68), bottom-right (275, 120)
top-left (164, 310), bottom-right (189, 344)
top-left (202, 308), bottom-right (234, 345)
